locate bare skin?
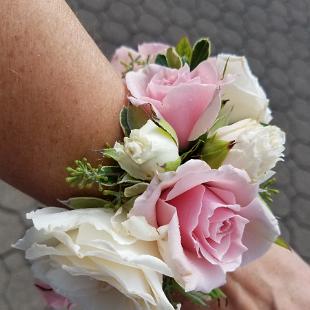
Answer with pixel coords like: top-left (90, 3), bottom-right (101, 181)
top-left (0, 0), bottom-right (125, 204)
top-left (182, 245), bottom-right (310, 310)
top-left (0, 1), bottom-right (309, 309)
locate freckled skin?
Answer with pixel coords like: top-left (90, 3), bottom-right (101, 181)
top-left (0, 0), bottom-right (125, 204)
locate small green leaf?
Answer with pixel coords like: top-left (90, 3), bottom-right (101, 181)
top-left (155, 54), bottom-right (168, 67)
top-left (176, 36), bottom-right (192, 63)
top-left (127, 104), bottom-right (150, 130)
top-left (122, 196), bottom-right (137, 212)
top-left (166, 47), bottom-right (182, 69)
top-left (60, 197), bottom-right (114, 209)
top-left (190, 38), bottom-right (211, 70)
top-left (117, 174), bottom-right (142, 185)
top-left (164, 157), bottom-right (181, 172)
top-left (259, 177), bottom-right (279, 205)
top-left (208, 105), bottom-right (233, 137)
top-left (275, 236), bottom-right (291, 250)
top-left (208, 288), bottom-right (226, 299)
top-left (124, 182), bottom-right (149, 197)
top-left (152, 117), bottom-right (179, 146)
top-left (201, 135), bottom-right (234, 169)
top-left (102, 148), bottom-right (120, 161)
top-left (119, 106), bottom-right (131, 136)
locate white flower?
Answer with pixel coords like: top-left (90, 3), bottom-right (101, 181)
top-left (14, 207), bottom-right (174, 310)
top-left (217, 54), bottom-right (272, 124)
top-left (114, 120), bottom-right (180, 180)
top-left (215, 119), bottom-right (285, 182)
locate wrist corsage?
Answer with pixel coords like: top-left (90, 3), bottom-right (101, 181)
top-left (15, 36), bottom-right (287, 310)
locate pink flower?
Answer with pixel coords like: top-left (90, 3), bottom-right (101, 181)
top-left (126, 61), bottom-right (221, 148)
top-left (111, 43), bottom-right (169, 75)
top-left (35, 282), bottom-right (73, 309)
top-left (130, 160), bottom-right (280, 292)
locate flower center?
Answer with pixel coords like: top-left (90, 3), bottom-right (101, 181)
top-left (124, 132), bottom-right (152, 164)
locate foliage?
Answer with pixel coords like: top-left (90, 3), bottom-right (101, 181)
top-left (121, 52), bottom-right (150, 78)
top-left (163, 276), bottom-right (226, 308)
top-left (259, 177), bottom-right (279, 205)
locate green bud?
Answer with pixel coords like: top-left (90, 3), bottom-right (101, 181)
top-left (201, 134), bottom-right (235, 169)
top-left (164, 157), bottom-right (181, 172)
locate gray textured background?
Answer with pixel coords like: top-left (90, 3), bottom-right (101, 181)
top-left (1, 0), bottom-right (309, 309)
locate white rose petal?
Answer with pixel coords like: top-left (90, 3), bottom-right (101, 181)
top-left (216, 119), bottom-right (285, 182)
top-left (14, 207), bottom-right (174, 310)
top-left (217, 54), bottom-right (272, 124)
top-left (114, 120), bottom-right (180, 180)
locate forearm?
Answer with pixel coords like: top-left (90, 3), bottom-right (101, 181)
top-left (0, 0), bottom-right (125, 204)
top-left (220, 245), bottom-right (310, 310)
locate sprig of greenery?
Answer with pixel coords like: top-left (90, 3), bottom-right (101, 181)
top-left (163, 276), bottom-right (226, 308)
top-left (66, 158), bottom-right (123, 191)
top-left (121, 52), bottom-right (150, 78)
top-left (259, 177), bottom-right (279, 205)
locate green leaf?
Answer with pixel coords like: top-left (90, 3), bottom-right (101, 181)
top-left (190, 38), bottom-right (211, 70)
top-left (122, 196), bottom-right (137, 212)
top-left (119, 107), bottom-right (131, 136)
top-left (275, 236), bottom-right (291, 250)
top-left (127, 104), bottom-right (150, 130)
top-left (176, 36), bottom-right (192, 63)
top-left (201, 135), bottom-right (234, 169)
top-left (60, 197), bottom-right (114, 209)
top-left (208, 105), bottom-right (233, 137)
top-left (117, 174), bottom-right (142, 185)
top-left (166, 47), bottom-right (182, 69)
top-left (164, 157), bottom-right (181, 172)
top-left (208, 288), bottom-right (226, 299)
top-left (259, 177), bottom-right (279, 205)
top-left (155, 54), bottom-right (168, 67)
top-left (152, 117), bottom-right (179, 146)
top-left (124, 182), bottom-right (148, 197)
top-left (102, 148), bottom-right (120, 162)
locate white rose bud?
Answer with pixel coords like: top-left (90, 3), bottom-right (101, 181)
top-left (217, 54), bottom-right (272, 124)
top-left (215, 119), bottom-right (285, 182)
top-left (114, 120), bottom-right (180, 180)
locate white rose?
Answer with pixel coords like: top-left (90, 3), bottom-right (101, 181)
top-left (215, 119), bottom-right (285, 182)
top-left (15, 207), bottom-right (174, 310)
top-left (114, 120), bottom-right (180, 180)
top-left (217, 54), bottom-right (272, 124)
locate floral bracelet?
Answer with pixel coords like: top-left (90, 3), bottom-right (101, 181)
top-left (15, 36), bottom-right (287, 310)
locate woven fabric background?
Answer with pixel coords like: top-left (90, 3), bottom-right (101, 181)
top-left (0, 0), bottom-right (309, 308)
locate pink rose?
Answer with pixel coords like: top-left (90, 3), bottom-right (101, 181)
top-left (111, 43), bottom-right (169, 75)
top-left (130, 160), bottom-right (280, 292)
top-left (126, 60), bottom-right (221, 148)
top-left (35, 282), bottom-right (73, 309)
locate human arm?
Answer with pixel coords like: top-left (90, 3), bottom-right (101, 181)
top-left (0, 0), bottom-right (125, 205)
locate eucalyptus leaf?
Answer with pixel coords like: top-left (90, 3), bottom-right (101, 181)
top-left (122, 196), bottom-right (137, 212)
top-left (190, 38), bottom-right (211, 70)
top-left (176, 36), bottom-right (192, 63)
top-left (119, 106), bottom-right (131, 136)
top-left (155, 54), bottom-right (168, 67)
top-left (124, 182), bottom-right (148, 197)
top-left (60, 197), bottom-right (114, 209)
top-left (118, 174), bottom-right (142, 185)
top-left (127, 104), bottom-right (150, 130)
top-left (166, 47), bottom-right (182, 69)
